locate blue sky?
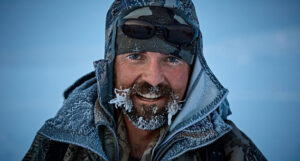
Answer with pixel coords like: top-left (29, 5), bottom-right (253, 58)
top-left (0, 1), bottom-right (299, 160)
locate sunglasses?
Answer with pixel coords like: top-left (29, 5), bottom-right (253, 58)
top-left (119, 19), bottom-right (197, 45)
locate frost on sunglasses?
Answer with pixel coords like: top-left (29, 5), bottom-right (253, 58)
top-left (120, 19), bottom-right (196, 45)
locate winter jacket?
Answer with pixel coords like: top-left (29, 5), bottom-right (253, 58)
top-left (23, 72), bottom-right (266, 161)
top-left (24, 0), bottom-right (267, 160)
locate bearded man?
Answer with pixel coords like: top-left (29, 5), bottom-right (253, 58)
top-left (24, 0), bottom-right (267, 161)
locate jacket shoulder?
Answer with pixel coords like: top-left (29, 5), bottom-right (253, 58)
top-left (23, 134), bottom-right (104, 161)
top-left (220, 120), bottom-right (267, 161)
top-left (63, 71), bottom-right (96, 99)
top-left (177, 120), bottom-right (268, 161)
top-left (23, 134), bottom-right (68, 161)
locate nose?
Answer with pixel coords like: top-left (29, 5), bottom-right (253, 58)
top-left (141, 58), bottom-right (165, 87)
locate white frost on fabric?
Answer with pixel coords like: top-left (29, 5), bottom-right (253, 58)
top-left (109, 88), bottom-right (133, 112)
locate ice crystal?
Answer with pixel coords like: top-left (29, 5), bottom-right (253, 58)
top-left (109, 88), bottom-right (133, 112)
top-left (132, 115), bottom-right (165, 130)
top-left (167, 94), bottom-right (182, 125)
top-left (109, 87), bottom-right (182, 130)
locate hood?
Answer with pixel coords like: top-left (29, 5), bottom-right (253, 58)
top-left (93, 0), bottom-right (233, 159)
top-left (95, 0), bottom-right (231, 133)
top-left (36, 1), bottom-right (232, 160)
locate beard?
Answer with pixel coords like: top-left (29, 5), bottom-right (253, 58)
top-left (109, 82), bottom-right (182, 130)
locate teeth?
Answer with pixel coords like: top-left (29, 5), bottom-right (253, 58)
top-left (139, 92), bottom-right (161, 99)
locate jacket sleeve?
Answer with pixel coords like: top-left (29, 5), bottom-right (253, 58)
top-left (221, 120), bottom-right (267, 161)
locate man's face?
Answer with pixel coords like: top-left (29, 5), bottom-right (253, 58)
top-left (114, 51), bottom-right (190, 128)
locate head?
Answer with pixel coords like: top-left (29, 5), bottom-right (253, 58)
top-left (108, 5), bottom-right (198, 130)
top-left (112, 51), bottom-right (190, 129)
top-left (96, 0), bottom-right (230, 133)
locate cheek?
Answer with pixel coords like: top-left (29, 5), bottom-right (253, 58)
top-left (165, 67), bottom-right (190, 98)
top-left (114, 63), bottom-right (140, 89)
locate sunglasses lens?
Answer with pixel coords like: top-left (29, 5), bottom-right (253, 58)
top-left (121, 20), bottom-right (155, 39)
top-left (165, 25), bottom-right (195, 45)
top-left (121, 19), bottom-right (195, 45)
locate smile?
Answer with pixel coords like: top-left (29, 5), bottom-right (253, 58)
top-left (136, 92), bottom-right (163, 101)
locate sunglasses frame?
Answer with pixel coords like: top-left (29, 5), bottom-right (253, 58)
top-left (118, 18), bottom-right (198, 46)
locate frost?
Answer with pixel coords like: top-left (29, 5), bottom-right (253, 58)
top-left (149, 86), bottom-right (160, 93)
top-left (153, 106), bottom-right (158, 114)
top-left (109, 88), bottom-right (133, 112)
top-left (131, 115), bottom-right (165, 130)
top-left (109, 86), bottom-right (183, 130)
top-left (167, 94), bottom-right (182, 125)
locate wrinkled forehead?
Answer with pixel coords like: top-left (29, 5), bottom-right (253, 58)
top-left (123, 7), bottom-right (188, 25)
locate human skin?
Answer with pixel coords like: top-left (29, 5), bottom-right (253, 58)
top-left (114, 51), bottom-right (190, 158)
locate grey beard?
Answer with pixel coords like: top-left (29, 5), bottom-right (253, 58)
top-left (109, 88), bottom-right (182, 130)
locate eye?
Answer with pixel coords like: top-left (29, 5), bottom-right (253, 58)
top-left (126, 53), bottom-right (142, 60)
top-left (167, 56), bottom-right (183, 65)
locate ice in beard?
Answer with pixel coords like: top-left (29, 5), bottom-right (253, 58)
top-left (109, 82), bottom-right (182, 130)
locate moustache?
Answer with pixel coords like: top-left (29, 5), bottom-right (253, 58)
top-left (130, 82), bottom-right (173, 99)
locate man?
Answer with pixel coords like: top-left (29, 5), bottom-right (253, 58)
top-left (24, 0), bottom-right (267, 161)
